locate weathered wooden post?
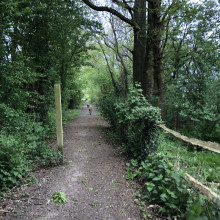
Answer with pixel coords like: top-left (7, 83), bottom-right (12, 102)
top-left (54, 84), bottom-right (63, 164)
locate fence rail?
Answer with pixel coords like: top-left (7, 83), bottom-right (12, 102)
top-left (158, 124), bottom-right (220, 207)
top-left (168, 161), bottom-right (220, 208)
top-left (158, 124), bottom-right (220, 154)
top-left (184, 173), bottom-right (220, 207)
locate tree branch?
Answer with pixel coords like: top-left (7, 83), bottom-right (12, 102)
top-left (161, 0), bottom-right (178, 24)
top-left (82, 0), bottom-right (135, 28)
top-left (122, 45), bottom-right (133, 56)
top-left (161, 15), bottom-right (171, 54)
top-left (112, 0), bottom-right (134, 11)
top-left (110, 17), bottom-right (130, 77)
top-left (97, 39), bottom-right (119, 95)
top-left (122, 0), bottom-right (134, 20)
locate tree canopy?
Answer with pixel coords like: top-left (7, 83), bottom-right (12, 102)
top-left (82, 0), bottom-right (220, 141)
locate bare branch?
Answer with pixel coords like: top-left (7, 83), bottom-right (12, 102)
top-left (110, 17), bottom-right (130, 93)
top-left (112, 0), bottom-right (134, 11)
top-left (82, 0), bottom-right (135, 27)
top-left (122, 45), bottom-right (133, 56)
top-left (104, 38), bottom-right (116, 52)
top-left (161, 15), bottom-right (171, 54)
top-left (97, 39), bottom-right (119, 95)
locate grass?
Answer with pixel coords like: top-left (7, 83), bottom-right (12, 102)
top-left (82, 180), bottom-right (88, 185)
top-left (112, 180), bottom-right (121, 184)
top-left (157, 131), bottom-right (220, 193)
top-left (63, 109), bottom-right (81, 124)
top-left (91, 202), bottom-right (97, 207)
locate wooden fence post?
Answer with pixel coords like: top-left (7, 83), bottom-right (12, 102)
top-left (54, 84), bottom-right (63, 164)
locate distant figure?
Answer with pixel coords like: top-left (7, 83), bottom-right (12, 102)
top-left (87, 104), bottom-right (89, 108)
top-left (89, 106), bottom-right (93, 115)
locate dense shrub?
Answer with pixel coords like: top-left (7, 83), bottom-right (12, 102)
top-left (99, 85), bottom-right (162, 159)
top-left (0, 105), bottom-right (61, 191)
top-left (99, 86), bottom-right (220, 218)
top-left (0, 133), bottom-right (28, 190)
top-left (98, 96), bottom-right (118, 128)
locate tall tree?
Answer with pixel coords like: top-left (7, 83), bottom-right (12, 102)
top-left (0, 0), bottom-right (101, 121)
top-left (163, 0), bottom-right (220, 140)
top-left (82, 0), bottom-right (147, 92)
top-left (81, 0), bottom-right (178, 118)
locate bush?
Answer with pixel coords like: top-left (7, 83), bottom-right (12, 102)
top-left (0, 133), bottom-right (29, 190)
top-left (0, 106), bottom-right (61, 192)
top-left (98, 96), bottom-right (118, 128)
top-left (99, 85), bottom-right (162, 159)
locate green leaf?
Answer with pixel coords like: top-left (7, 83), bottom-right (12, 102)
top-left (52, 192), bottom-right (67, 203)
top-left (145, 182), bottom-right (155, 192)
top-left (152, 174), bottom-right (163, 181)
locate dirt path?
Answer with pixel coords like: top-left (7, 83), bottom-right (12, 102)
top-left (1, 104), bottom-right (142, 220)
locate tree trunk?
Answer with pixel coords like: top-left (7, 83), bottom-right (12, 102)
top-left (82, 0), bottom-right (149, 98)
top-left (133, 0), bottom-right (147, 95)
top-left (155, 54), bottom-right (165, 119)
top-left (175, 110), bottom-right (179, 130)
top-left (145, 1), bottom-right (155, 99)
top-left (150, 0), bottom-right (166, 119)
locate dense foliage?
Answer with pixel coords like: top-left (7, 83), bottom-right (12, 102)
top-left (158, 132), bottom-right (220, 184)
top-left (126, 154), bottom-right (220, 219)
top-left (0, 0), bottom-right (101, 191)
top-left (1, 0), bottom-right (219, 218)
top-left (0, 108), bottom-right (61, 190)
top-left (99, 85), bottom-right (162, 160)
top-left (80, 2), bottom-right (220, 218)
top-left (164, 0), bottom-right (220, 142)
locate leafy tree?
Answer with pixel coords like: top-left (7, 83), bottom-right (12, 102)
top-left (164, 0), bottom-right (220, 141)
top-left (81, 0), bottom-right (184, 118)
top-left (81, 0), bottom-right (148, 93)
top-left (0, 0), bottom-right (102, 191)
top-left (81, 48), bottom-right (116, 103)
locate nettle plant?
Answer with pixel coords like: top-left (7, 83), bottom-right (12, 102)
top-left (126, 154), bottom-right (220, 219)
top-left (126, 154), bottom-right (190, 217)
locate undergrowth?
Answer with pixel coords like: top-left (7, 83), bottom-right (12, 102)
top-left (63, 106), bottom-right (82, 124)
top-left (158, 131), bottom-right (220, 190)
top-left (126, 154), bottom-right (220, 219)
top-left (98, 85), bottom-right (220, 219)
top-left (0, 104), bottom-right (81, 192)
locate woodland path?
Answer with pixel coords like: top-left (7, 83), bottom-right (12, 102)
top-left (1, 104), bottom-right (142, 220)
